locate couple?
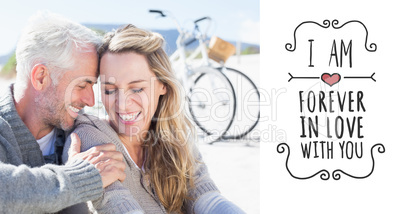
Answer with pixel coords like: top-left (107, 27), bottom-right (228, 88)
top-left (0, 12), bottom-right (244, 214)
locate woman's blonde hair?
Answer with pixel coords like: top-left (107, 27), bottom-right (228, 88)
top-left (98, 24), bottom-right (196, 213)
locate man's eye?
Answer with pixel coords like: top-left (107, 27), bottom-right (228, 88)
top-left (78, 84), bottom-right (86, 89)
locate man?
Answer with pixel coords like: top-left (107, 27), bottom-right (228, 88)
top-left (0, 12), bottom-right (126, 213)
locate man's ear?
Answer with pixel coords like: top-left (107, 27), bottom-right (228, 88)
top-left (31, 64), bottom-right (51, 91)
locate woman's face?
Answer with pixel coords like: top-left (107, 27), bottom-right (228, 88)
top-left (100, 52), bottom-right (166, 138)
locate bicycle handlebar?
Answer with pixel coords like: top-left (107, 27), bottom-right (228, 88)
top-left (150, 9), bottom-right (211, 32)
top-left (149, 10), bottom-right (166, 17)
top-left (149, 9), bottom-right (212, 43)
top-left (194, 17), bottom-right (211, 25)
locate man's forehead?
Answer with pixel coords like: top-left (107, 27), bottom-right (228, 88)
top-left (68, 75), bottom-right (98, 84)
top-left (71, 50), bottom-right (99, 76)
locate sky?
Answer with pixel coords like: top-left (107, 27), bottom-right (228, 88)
top-left (0, 0), bottom-right (260, 56)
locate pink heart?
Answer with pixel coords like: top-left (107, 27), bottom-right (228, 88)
top-left (321, 73), bottom-right (341, 86)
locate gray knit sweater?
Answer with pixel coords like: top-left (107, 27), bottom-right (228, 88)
top-left (63, 114), bottom-right (245, 214)
top-left (0, 85), bottom-right (103, 214)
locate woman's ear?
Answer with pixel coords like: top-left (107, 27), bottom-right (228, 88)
top-left (160, 84), bottom-right (167, 95)
top-left (31, 64), bottom-right (51, 91)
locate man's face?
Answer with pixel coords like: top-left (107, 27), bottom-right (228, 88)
top-left (40, 50), bottom-right (98, 131)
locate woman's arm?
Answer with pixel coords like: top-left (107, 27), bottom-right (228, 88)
top-left (185, 146), bottom-right (245, 214)
top-left (194, 191), bottom-right (246, 214)
top-left (62, 115), bottom-right (144, 214)
top-left (91, 181), bottom-right (144, 214)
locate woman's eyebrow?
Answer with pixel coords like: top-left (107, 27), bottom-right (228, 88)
top-left (128, 80), bottom-right (146, 84)
top-left (101, 80), bottom-right (146, 85)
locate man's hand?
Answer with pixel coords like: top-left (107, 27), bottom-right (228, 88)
top-left (67, 133), bottom-right (126, 188)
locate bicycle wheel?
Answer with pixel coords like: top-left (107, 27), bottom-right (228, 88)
top-left (218, 67), bottom-right (260, 140)
top-left (188, 66), bottom-right (236, 143)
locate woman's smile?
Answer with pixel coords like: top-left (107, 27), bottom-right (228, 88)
top-left (117, 111), bottom-right (142, 124)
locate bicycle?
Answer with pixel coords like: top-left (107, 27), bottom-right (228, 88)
top-left (149, 9), bottom-right (260, 143)
top-left (217, 66), bottom-right (260, 141)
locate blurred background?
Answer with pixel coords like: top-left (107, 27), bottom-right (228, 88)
top-left (0, 1), bottom-right (260, 213)
top-left (0, 0), bottom-right (259, 66)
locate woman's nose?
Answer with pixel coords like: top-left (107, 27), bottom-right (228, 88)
top-left (116, 89), bottom-right (135, 110)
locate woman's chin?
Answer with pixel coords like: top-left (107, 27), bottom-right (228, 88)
top-left (118, 121), bottom-right (142, 137)
top-left (109, 115), bottom-right (150, 141)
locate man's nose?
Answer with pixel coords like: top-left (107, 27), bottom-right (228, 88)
top-left (82, 86), bottom-right (95, 107)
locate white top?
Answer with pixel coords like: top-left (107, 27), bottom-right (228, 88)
top-left (121, 144), bottom-right (146, 172)
top-left (36, 128), bottom-right (56, 156)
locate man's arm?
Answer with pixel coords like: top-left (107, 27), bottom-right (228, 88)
top-left (0, 133), bottom-right (125, 213)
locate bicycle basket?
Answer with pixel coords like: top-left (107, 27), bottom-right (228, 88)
top-left (208, 36), bottom-right (236, 63)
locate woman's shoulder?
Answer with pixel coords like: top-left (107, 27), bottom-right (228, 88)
top-left (74, 114), bottom-right (112, 132)
top-left (72, 114), bottom-right (118, 148)
top-left (75, 113), bottom-right (103, 125)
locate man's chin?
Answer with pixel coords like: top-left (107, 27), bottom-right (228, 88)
top-left (62, 125), bottom-right (74, 132)
top-left (59, 118), bottom-right (76, 131)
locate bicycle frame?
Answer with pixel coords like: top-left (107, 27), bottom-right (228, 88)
top-left (150, 10), bottom-right (213, 76)
top-left (168, 21), bottom-right (212, 94)
top-left (170, 40), bottom-right (210, 72)
top-left (150, 9), bottom-right (239, 143)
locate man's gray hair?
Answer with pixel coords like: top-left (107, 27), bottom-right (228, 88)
top-left (15, 11), bottom-right (101, 85)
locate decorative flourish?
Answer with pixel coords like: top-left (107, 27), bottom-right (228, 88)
top-left (344, 72), bottom-right (376, 82)
top-left (332, 143), bottom-right (385, 180)
top-left (331, 20), bottom-right (377, 52)
top-left (285, 20), bottom-right (331, 52)
top-left (288, 73), bottom-right (319, 82)
top-left (278, 143), bottom-right (385, 180)
top-left (285, 19), bottom-right (377, 52)
top-left (288, 72), bottom-right (376, 83)
top-left (277, 143), bottom-right (330, 180)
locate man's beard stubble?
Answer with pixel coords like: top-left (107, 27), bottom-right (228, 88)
top-left (36, 84), bottom-right (72, 131)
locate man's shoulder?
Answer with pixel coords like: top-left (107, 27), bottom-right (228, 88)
top-left (0, 116), bottom-right (14, 138)
top-left (0, 83), bottom-right (19, 134)
top-left (0, 114), bottom-right (21, 163)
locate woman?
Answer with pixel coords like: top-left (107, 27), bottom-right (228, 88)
top-left (63, 24), bottom-right (244, 214)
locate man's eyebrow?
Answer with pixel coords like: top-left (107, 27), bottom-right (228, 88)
top-left (84, 78), bottom-right (97, 84)
top-left (101, 81), bottom-right (115, 85)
